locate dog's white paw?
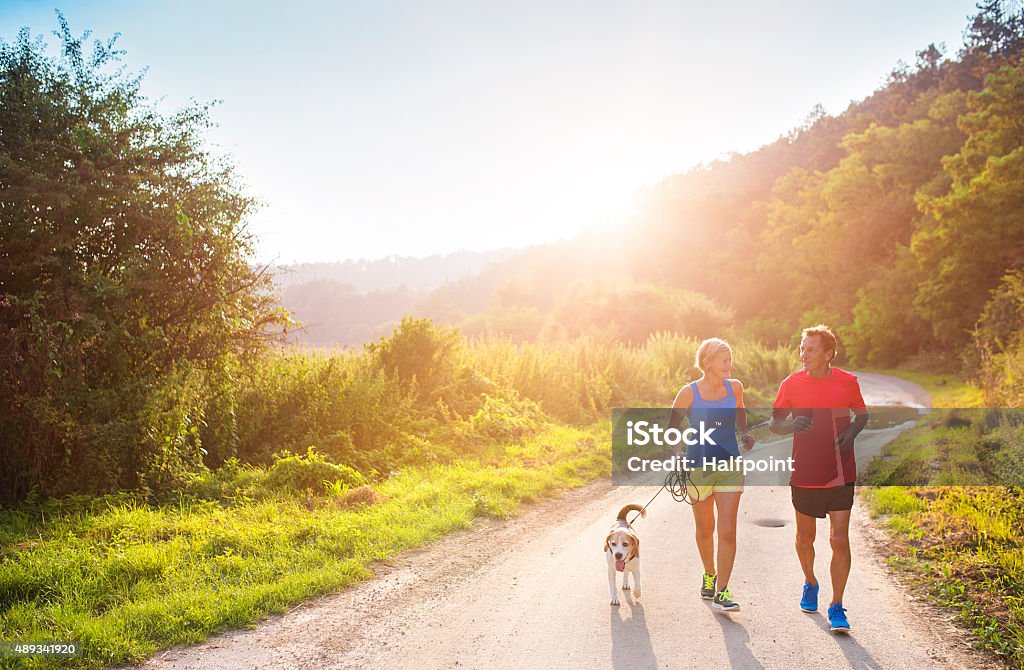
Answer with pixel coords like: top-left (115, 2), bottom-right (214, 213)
top-left (610, 597), bottom-right (620, 606)
top-left (621, 583), bottom-right (631, 591)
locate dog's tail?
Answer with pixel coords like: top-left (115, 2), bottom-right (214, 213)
top-left (617, 504), bottom-right (645, 521)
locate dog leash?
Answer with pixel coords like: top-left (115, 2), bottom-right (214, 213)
top-left (626, 468), bottom-right (701, 525)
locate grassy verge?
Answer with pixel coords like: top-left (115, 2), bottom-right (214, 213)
top-left (861, 372), bottom-right (1024, 668)
top-left (0, 423), bottom-right (609, 669)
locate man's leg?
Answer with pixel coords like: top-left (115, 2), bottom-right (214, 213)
top-left (827, 509), bottom-right (852, 605)
top-left (794, 509), bottom-right (818, 585)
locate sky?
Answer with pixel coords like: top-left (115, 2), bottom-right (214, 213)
top-left (1, 1), bottom-right (980, 263)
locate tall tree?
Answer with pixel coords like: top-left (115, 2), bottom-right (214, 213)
top-left (0, 15), bottom-right (286, 500)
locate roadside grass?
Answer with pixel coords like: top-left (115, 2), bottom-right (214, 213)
top-left (861, 373), bottom-right (1024, 668)
top-left (863, 487), bottom-right (1024, 667)
top-left (0, 423), bottom-right (609, 669)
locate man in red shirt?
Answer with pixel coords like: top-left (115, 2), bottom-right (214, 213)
top-left (770, 325), bottom-right (868, 633)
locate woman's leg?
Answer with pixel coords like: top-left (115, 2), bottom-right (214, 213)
top-left (713, 491), bottom-right (741, 589)
top-left (691, 495), bottom-right (716, 575)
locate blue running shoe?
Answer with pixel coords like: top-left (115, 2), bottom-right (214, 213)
top-left (828, 603), bottom-right (851, 632)
top-left (800, 582), bottom-right (818, 612)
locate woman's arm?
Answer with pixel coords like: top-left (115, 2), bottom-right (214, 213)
top-left (732, 379), bottom-right (755, 451)
top-left (667, 384), bottom-right (693, 431)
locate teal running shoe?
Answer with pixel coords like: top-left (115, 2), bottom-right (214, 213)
top-left (828, 603), bottom-right (851, 632)
top-left (700, 572), bottom-right (716, 600)
top-left (800, 582), bottom-right (818, 612)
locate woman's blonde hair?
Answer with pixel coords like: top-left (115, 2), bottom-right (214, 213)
top-left (695, 337), bottom-right (732, 372)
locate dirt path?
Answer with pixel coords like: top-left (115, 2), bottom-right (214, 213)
top-left (133, 373), bottom-right (995, 670)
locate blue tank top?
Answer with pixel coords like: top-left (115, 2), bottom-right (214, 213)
top-left (686, 380), bottom-right (740, 463)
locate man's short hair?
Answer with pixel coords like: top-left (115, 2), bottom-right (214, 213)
top-left (802, 324), bottom-right (837, 363)
top-left (695, 337), bottom-right (731, 372)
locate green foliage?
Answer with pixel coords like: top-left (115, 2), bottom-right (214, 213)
top-left (465, 393), bottom-right (545, 442)
top-left (913, 59), bottom-right (1024, 348)
top-left (847, 247), bottom-right (932, 367)
top-left (727, 340), bottom-right (800, 405)
top-left (973, 270), bottom-right (1024, 406)
top-left (263, 448), bottom-right (367, 495)
top-left (0, 16), bottom-right (286, 502)
top-left (367, 317), bottom-right (470, 405)
top-left (231, 349), bottom-right (416, 473)
top-left (181, 458), bottom-right (264, 502)
top-left (863, 486), bottom-right (1024, 667)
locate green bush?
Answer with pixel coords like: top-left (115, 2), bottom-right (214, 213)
top-left (182, 458), bottom-right (265, 502)
top-left (0, 18), bottom-right (286, 503)
top-left (263, 448), bottom-right (367, 495)
top-left (972, 270), bottom-right (1024, 406)
top-left (367, 317), bottom-right (467, 404)
top-left (467, 393), bottom-right (546, 442)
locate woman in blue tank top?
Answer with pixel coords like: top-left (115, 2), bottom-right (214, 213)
top-left (668, 338), bottom-right (754, 613)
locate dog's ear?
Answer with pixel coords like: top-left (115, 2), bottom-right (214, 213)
top-left (603, 534), bottom-right (611, 552)
top-left (629, 531), bottom-right (640, 560)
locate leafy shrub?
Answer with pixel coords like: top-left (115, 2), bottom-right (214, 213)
top-left (367, 317), bottom-right (466, 404)
top-left (972, 270), bottom-right (1024, 406)
top-left (182, 458), bottom-right (265, 502)
top-left (467, 393), bottom-right (546, 442)
top-left (263, 448), bottom-right (367, 495)
top-left (233, 350), bottom-right (416, 473)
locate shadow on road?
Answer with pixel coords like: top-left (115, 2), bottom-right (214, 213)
top-left (610, 595), bottom-right (657, 670)
top-left (713, 609), bottom-right (765, 670)
top-left (816, 615), bottom-right (883, 669)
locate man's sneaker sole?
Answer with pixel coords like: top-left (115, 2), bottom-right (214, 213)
top-left (830, 623), bottom-right (851, 633)
top-left (800, 605), bottom-right (817, 613)
top-left (713, 602), bottom-right (740, 612)
top-left (701, 593), bottom-right (715, 600)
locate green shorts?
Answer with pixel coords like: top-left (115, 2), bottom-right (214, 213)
top-left (688, 461), bottom-right (744, 500)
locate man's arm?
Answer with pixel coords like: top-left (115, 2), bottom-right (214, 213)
top-left (836, 377), bottom-right (870, 452)
top-left (836, 410), bottom-right (869, 452)
top-left (769, 377), bottom-right (810, 435)
top-left (769, 415), bottom-right (792, 435)
top-left (770, 414), bottom-right (813, 435)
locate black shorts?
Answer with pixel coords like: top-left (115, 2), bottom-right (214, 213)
top-left (791, 483), bottom-right (855, 518)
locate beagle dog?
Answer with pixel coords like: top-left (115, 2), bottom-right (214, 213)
top-left (604, 503), bottom-right (644, 606)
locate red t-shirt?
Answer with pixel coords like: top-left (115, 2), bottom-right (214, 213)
top-left (772, 368), bottom-right (867, 487)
